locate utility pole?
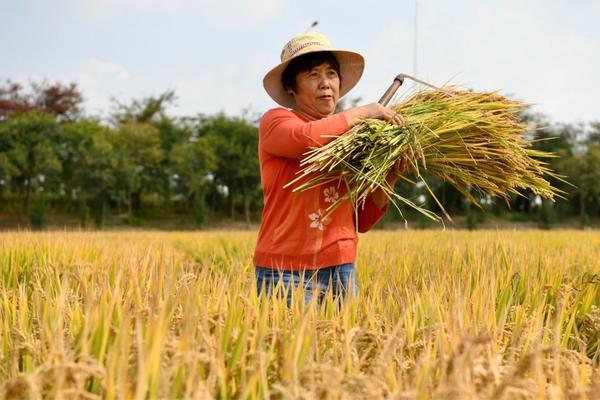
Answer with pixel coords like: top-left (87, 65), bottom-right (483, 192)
top-left (414, 0), bottom-right (418, 77)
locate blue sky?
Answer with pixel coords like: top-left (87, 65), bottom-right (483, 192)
top-left (2, 0), bottom-right (599, 123)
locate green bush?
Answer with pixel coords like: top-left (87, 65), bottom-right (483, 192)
top-left (91, 198), bottom-right (106, 228)
top-left (29, 196), bottom-right (47, 229)
top-left (538, 200), bottom-right (557, 229)
top-left (193, 197), bottom-right (209, 227)
top-left (130, 216), bottom-right (143, 227)
top-left (78, 198), bottom-right (90, 227)
top-left (580, 212), bottom-right (590, 228)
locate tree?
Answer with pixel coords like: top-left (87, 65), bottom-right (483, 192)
top-left (507, 111), bottom-right (575, 217)
top-left (169, 136), bottom-right (216, 226)
top-left (60, 120), bottom-right (116, 227)
top-left (198, 114), bottom-right (260, 226)
top-left (154, 117), bottom-right (190, 208)
top-left (587, 121), bottom-right (600, 146)
top-left (109, 90), bottom-right (176, 126)
top-left (559, 145), bottom-right (600, 222)
top-left (111, 123), bottom-right (165, 223)
top-left (0, 79), bottom-right (83, 122)
top-left (0, 111), bottom-right (62, 222)
top-left (109, 90), bottom-right (185, 210)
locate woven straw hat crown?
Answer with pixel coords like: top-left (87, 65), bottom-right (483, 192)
top-left (263, 32), bottom-right (365, 108)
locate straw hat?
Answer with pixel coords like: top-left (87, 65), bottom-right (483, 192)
top-left (263, 32), bottom-right (365, 108)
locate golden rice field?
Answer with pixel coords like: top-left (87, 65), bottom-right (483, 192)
top-left (1, 230), bottom-right (599, 399)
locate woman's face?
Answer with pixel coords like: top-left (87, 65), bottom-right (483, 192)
top-left (290, 62), bottom-right (340, 119)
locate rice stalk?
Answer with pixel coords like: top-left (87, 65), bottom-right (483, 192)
top-left (285, 87), bottom-right (567, 223)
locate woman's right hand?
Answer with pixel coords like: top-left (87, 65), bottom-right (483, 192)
top-left (342, 103), bottom-right (404, 127)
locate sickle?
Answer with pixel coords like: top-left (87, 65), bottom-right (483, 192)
top-left (378, 73), bottom-right (455, 106)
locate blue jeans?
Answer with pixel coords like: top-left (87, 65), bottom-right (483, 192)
top-left (254, 262), bottom-right (359, 308)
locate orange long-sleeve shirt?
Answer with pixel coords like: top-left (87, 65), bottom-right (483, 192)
top-left (253, 107), bottom-right (389, 271)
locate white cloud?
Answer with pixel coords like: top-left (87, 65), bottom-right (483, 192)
top-left (353, 23), bottom-right (416, 105)
top-left (356, 0), bottom-right (600, 123)
top-left (13, 0), bottom-right (596, 124)
top-left (69, 58), bottom-right (132, 116)
top-left (84, 59), bottom-right (130, 81)
top-left (166, 51), bottom-right (273, 118)
top-left (14, 54), bottom-right (269, 120)
top-left (68, 0), bottom-right (283, 26)
top-left (11, 58), bottom-right (132, 117)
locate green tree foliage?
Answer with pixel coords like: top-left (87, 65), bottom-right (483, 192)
top-left (154, 117), bottom-right (190, 208)
top-left (2, 78), bottom-right (600, 230)
top-left (170, 135), bottom-right (216, 224)
top-left (559, 144), bottom-right (600, 221)
top-left (60, 120), bottom-right (115, 227)
top-left (0, 111), bottom-right (62, 222)
top-left (112, 122), bottom-right (165, 223)
top-left (110, 90), bottom-right (176, 125)
top-left (198, 114), bottom-right (260, 227)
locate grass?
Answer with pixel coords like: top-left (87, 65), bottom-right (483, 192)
top-left (1, 230), bottom-right (599, 399)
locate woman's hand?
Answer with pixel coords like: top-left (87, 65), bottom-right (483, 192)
top-left (385, 157), bottom-right (410, 184)
top-left (370, 157), bottom-right (411, 209)
top-left (342, 103), bottom-right (404, 127)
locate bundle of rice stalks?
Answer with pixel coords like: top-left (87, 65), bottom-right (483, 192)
top-left (285, 87), bottom-right (565, 222)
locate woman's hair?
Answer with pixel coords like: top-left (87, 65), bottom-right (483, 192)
top-left (281, 51), bottom-right (341, 92)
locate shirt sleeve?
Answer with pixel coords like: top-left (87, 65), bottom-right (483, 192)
top-left (259, 108), bottom-right (350, 159)
top-left (355, 193), bottom-right (389, 233)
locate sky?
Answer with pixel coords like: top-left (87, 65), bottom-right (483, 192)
top-left (2, 0), bottom-right (599, 124)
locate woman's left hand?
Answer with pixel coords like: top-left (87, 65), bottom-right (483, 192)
top-left (386, 157), bottom-right (410, 182)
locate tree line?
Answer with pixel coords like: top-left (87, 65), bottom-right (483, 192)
top-left (0, 80), bottom-right (260, 228)
top-left (0, 79), bottom-right (598, 229)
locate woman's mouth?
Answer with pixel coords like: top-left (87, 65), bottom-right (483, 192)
top-left (317, 95), bottom-right (333, 101)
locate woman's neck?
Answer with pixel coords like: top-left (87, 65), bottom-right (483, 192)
top-left (291, 107), bottom-right (337, 121)
top-left (291, 108), bottom-right (319, 121)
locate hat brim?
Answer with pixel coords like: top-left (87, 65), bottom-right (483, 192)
top-left (263, 50), bottom-right (365, 109)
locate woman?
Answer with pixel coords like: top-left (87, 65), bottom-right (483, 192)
top-left (254, 32), bottom-right (406, 308)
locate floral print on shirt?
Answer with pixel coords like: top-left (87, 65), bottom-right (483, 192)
top-left (308, 186), bottom-right (342, 230)
top-left (308, 208), bottom-right (327, 231)
top-left (323, 186), bottom-right (339, 203)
